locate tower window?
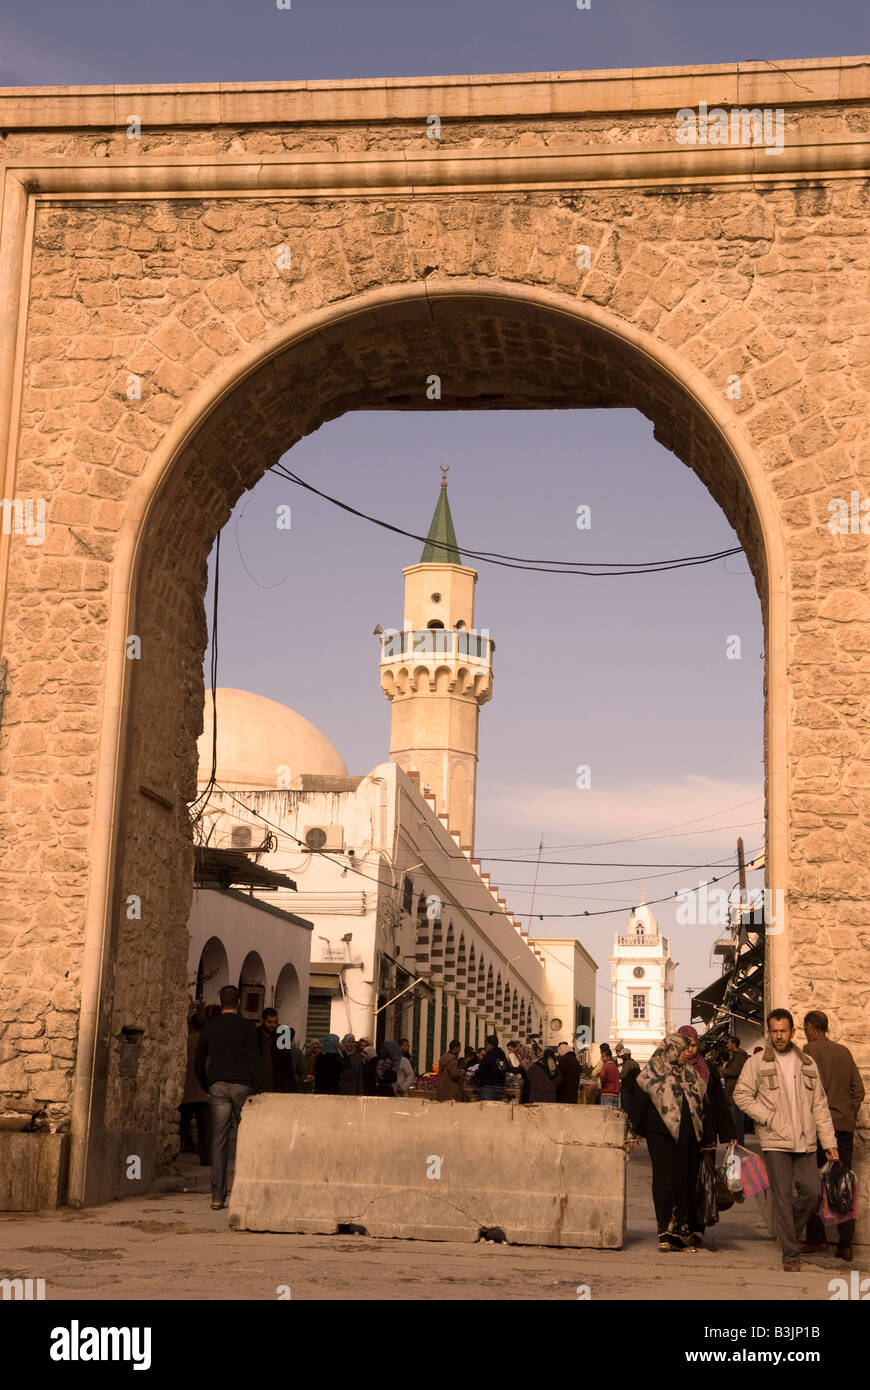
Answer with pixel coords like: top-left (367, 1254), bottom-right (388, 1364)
top-left (427, 619), bottom-right (444, 629)
top-left (632, 993), bottom-right (647, 1020)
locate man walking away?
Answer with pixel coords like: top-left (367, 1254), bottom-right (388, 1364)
top-left (476, 1035), bottom-right (508, 1101)
top-left (801, 1010), bottom-right (865, 1262)
top-left (733, 1008), bottom-right (837, 1271)
top-left (436, 1039), bottom-right (466, 1101)
top-left (556, 1041), bottom-right (581, 1103)
top-left (195, 986), bottom-right (262, 1210)
top-left (598, 1044), bottom-right (621, 1109)
top-left (721, 1035), bottom-right (750, 1144)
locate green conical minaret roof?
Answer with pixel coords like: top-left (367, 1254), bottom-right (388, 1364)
top-left (421, 467), bottom-right (461, 564)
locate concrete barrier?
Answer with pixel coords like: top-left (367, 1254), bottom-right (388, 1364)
top-left (228, 1094), bottom-right (627, 1247)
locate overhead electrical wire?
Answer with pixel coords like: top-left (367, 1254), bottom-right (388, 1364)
top-left (269, 463), bottom-right (743, 577)
top-left (202, 781), bottom-right (761, 922)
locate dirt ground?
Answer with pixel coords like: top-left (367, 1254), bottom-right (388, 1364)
top-left (0, 1144), bottom-right (863, 1301)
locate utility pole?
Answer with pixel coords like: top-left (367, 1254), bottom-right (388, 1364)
top-left (527, 834), bottom-right (544, 930)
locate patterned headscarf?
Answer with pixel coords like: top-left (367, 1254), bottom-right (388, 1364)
top-left (517, 1043), bottom-right (539, 1071)
top-left (676, 1024), bottom-right (710, 1082)
top-left (637, 1032), bottom-right (707, 1142)
top-left (321, 1033), bottom-right (340, 1055)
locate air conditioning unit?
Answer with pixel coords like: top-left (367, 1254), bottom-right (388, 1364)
top-left (303, 825), bottom-right (344, 852)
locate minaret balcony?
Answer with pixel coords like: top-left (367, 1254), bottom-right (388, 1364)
top-left (380, 629), bottom-right (493, 663)
top-left (380, 629), bottom-right (493, 701)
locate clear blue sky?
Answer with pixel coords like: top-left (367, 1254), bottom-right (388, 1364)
top-left (5, 0), bottom-right (861, 1030)
top-left (0, 0), bottom-right (865, 85)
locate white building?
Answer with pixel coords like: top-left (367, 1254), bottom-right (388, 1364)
top-left (187, 478), bottom-right (598, 1067)
top-left (608, 891), bottom-right (677, 1062)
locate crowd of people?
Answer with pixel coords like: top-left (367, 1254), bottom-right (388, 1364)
top-left (182, 989), bottom-right (864, 1266)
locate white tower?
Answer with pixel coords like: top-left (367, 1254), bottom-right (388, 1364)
top-left (378, 469), bottom-right (493, 853)
top-left (608, 889), bottom-right (677, 1062)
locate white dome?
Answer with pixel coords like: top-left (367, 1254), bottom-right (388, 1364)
top-left (197, 688), bottom-right (348, 789)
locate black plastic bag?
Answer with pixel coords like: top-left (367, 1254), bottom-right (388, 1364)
top-left (696, 1156), bottom-right (719, 1227)
top-left (823, 1160), bottom-right (857, 1215)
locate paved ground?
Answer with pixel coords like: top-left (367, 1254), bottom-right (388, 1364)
top-left (1, 1143), bottom-right (863, 1300)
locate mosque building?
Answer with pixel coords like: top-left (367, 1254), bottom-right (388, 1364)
top-left (608, 891), bottom-right (676, 1062)
top-left (187, 475), bottom-right (597, 1070)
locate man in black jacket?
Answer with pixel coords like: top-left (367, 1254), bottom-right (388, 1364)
top-left (194, 985), bottom-right (262, 1210)
top-left (475, 1035), bottom-right (508, 1100)
top-left (257, 1008), bottom-right (298, 1094)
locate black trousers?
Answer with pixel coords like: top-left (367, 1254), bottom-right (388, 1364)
top-left (646, 1103), bottom-right (701, 1237)
top-left (805, 1129), bottom-right (855, 1247)
top-left (179, 1101), bottom-right (211, 1163)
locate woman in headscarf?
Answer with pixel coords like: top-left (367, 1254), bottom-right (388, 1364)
top-left (361, 1044), bottom-right (379, 1096)
top-left (313, 1033), bottom-right (347, 1095)
top-left (516, 1041), bottom-right (540, 1073)
top-left (628, 1027), bottom-right (710, 1251)
top-left (521, 1047), bottom-right (561, 1103)
top-left (337, 1033), bottom-right (365, 1096)
top-left (375, 1039), bottom-right (403, 1096)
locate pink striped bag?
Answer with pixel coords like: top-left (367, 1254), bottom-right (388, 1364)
top-left (734, 1144), bottom-right (770, 1196)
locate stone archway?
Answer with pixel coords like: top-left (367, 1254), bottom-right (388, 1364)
top-left (0, 61), bottom-right (867, 1213)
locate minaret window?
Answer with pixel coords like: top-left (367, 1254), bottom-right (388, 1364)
top-left (427, 620), bottom-right (444, 630)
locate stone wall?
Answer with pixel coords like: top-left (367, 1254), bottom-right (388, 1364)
top-left (0, 62), bottom-right (867, 1208)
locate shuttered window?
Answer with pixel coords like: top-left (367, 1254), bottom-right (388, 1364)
top-left (305, 994), bottom-right (332, 1044)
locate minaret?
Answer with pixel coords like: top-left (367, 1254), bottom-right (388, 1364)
top-left (379, 467), bottom-right (493, 852)
top-left (608, 887), bottom-right (677, 1062)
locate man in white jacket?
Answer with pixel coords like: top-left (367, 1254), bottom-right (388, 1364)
top-left (733, 1008), bottom-right (838, 1271)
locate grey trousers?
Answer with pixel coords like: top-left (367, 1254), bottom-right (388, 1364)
top-left (764, 1149), bottom-right (820, 1261)
top-left (208, 1081), bottom-right (252, 1204)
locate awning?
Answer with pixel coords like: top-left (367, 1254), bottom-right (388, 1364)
top-left (309, 961), bottom-right (347, 992)
top-left (194, 846), bottom-right (297, 892)
top-left (691, 973), bottom-right (728, 1024)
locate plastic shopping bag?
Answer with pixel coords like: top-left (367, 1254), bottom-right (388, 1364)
top-left (819, 1162), bottom-right (859, 1224)
top-left (724, 1150), bottom-right (743, 1193)
top-left (696, 1157), bottom-right (719, 1227)
top-left (734, 1143), bottom-right (769, 1197)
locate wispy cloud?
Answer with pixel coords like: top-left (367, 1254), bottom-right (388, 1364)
top-left (478, 775), bottom-right (764, 856)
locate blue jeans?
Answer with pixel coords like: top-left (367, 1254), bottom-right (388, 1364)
top-left (208, 1081), bottom-right (252, 1203)
top-left (478, 1085), bottom-right (505, 1102)
top-left (600, 1093), bottom-right (620, 1108)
